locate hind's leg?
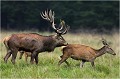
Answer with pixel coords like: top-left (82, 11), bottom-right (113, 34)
top-left (19, 51), bottom-right (24, 59)
top-left (91, 61), bottom-right (95, 67)
top-left (90, 59), bottom-right (95, 68)
top-left (25, 54), bottom-right (28, 62)
top-left (80, 60), bottom-right (86, 68)
top-left (58, 55), bottom-right (69, 66)
top-left (4, 50), bottom-right (12, 63)
top-left (60, 55), bottom-right (70, 66)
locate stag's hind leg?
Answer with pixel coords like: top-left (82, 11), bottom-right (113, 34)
top-left (4, 50), bottom-right (12, 63)
top-left (11, 49), bottom-right (18, 64)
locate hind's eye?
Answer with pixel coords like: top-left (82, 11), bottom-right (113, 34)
top-left (108, 46), bottom-right (111, 49)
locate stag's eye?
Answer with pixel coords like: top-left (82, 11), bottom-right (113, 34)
top-left (58, 36), bottom-right (63, 40)
top-left (59, 37), bottom-right (62, 39)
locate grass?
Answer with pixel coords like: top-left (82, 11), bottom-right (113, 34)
top-left (0, 31), bottom-right (119, 78)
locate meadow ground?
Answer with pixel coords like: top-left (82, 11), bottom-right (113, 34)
top-left (0, 31), bottom-right (119, 78)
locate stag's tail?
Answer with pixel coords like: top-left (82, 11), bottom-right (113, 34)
top-left (3, 36), bottom-right (11, 50)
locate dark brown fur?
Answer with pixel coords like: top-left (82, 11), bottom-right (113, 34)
top-left (5, 33), bottom-right (67, 64)
top-left (59, 42), bottom-right (116, 68)
top-left (3, 36), bottom-right (30, 61)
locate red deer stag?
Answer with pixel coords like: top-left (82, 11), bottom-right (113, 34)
top-left (4, 10), bottom-right (69, 64)
top-left (59, 39), bottom-right (116, 68)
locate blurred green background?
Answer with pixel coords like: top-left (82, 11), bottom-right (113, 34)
top-left (1, 1), bottom-right (119, 33)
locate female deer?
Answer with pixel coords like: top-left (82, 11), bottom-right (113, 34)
top-left (59, 39), bottom-right (116, 68)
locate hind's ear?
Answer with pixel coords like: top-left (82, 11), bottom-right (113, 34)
top-left (102, 39), bottom-right (108, 46)
top-left (102, 41), bottom-right (107, 45)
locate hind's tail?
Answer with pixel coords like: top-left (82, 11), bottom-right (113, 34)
top-left (60, 46), bottom-right (67, 52)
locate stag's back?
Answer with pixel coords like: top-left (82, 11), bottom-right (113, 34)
top-left (8, 33), bottom-right (55, 52)
top-left (8, 33), bottom-right (42, 50)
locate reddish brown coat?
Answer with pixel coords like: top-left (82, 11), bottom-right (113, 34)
top-left (59, 42), bottom-right (116, 68)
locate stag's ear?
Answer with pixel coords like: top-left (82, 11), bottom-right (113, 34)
top-left (52, 34), bottom-right (58, 39)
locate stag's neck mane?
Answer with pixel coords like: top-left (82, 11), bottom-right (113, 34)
top-left (42, 35), bottom-right (56, 52)
top-left (95, 46), bottom-right (106, 57)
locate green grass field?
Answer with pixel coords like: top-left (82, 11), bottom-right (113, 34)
top-left (0, 31), bottom-right (119, 78)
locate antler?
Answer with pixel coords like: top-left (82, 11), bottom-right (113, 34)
top-left (40, 10), bottom-right (69, 35)
top-left (41, 10), bottom-right (58, 30)
top-left (57, 20), bottom-right (70, 35)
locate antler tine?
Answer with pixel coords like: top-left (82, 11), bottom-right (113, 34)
top-left (58, 24), bottom-right (63, 31)
top-left (50, 10), bottom-right (58, 31)
top-left (40, 12), bottom-right (47, 20)
top-left (40, 10), bottom-right (50, 21)
top-left (49, 9), bottom-right (53, 22)
top-left (57, 20), bottom-right (64, 31)
top-left (56, 20), bottom-right (70, 35)
top-left (61, 25), bottom-right (70, 35)
top-left (45, 10), bottom-right (50, 21)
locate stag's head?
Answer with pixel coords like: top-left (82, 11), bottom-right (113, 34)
top-left (40, 10), bottom-right (69, 47)
top-left (102, 38), bottom-right (116, 55)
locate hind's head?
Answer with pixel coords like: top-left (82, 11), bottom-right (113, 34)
top-left (102, 39), bottom-right (116, 55)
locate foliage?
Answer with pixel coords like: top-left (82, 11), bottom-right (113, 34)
top-left (1, 1), bottom-right (119, 31)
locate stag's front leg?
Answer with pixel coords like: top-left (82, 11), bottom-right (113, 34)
top-left (30, 53), bottom-right (35, 64)
top-left (35, 53), bottom-right (39, 64)
top-left (30, 51), bottom-right (38, 64)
